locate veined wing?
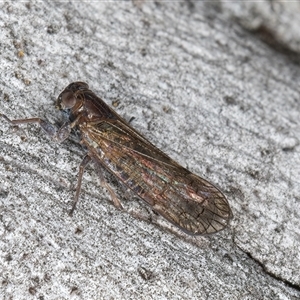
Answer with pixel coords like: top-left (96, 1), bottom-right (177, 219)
top-left (80, 119), bottom-right (232, 235)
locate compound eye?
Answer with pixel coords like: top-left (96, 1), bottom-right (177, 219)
top-left (61, 91), bottom-right (76, 109)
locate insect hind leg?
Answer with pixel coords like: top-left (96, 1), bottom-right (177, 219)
top-left (93, 160), bottom-right (123, 210)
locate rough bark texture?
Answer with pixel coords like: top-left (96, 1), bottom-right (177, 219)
top-left (0, 1), bottom-right (300, 299)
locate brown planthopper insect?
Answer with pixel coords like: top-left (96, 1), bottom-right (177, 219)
top-left (1, 82), bottom-right (232, 235)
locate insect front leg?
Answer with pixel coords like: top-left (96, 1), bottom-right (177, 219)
top-left (1, 113), bottom-right (72, 143)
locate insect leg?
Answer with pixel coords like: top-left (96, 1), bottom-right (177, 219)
top-left (93, 160), bottom-right (123, 210)
top-left (69, 154), bottom-right (92, 216)
top-left (1, 114), bottom-right (71, 142)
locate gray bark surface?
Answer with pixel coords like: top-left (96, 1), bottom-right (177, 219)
top-left (0, 1), bottom-right (300, 299)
